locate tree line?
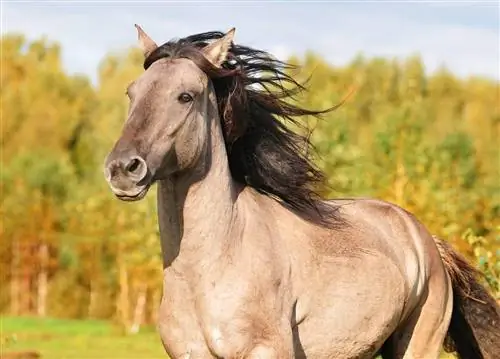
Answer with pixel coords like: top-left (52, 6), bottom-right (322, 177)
top-left (1, 33), bottom-right (498, 332)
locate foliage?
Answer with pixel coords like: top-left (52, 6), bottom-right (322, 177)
top-left (462, 227), bottom-right (500, 298)
top-left (1, 32), bottom-right (498, 329)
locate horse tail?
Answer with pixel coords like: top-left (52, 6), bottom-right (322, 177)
top-left (433, 236), bottom-right (500, 359)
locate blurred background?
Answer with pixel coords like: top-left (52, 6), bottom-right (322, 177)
top-left (1, 1), bottom-right (498, 358)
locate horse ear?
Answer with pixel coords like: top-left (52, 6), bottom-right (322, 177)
top-left (134, 24), bottom-right (158, 58)
top-left (202, 28), bottom-right (235, 67)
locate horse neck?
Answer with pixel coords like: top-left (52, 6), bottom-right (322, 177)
top-left (156, 111), bottom-right (238, 270)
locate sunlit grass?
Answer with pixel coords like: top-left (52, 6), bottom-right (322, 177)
top-left (0, 316), bottom-right (167, 359)
top-left (0, 316), bottom-right (458, 359)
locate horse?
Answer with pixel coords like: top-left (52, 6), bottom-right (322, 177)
top-left (103, 25), bottom-right (500, 359)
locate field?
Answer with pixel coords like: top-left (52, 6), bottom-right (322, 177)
top-left (1, 316), bottom-right (458, 359)
top-left (0, 317), bottom-right (166, 359)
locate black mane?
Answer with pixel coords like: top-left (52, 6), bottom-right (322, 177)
top-left (144, 31), bottom-right (344, 228)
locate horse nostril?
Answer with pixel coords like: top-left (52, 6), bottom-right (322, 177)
top-left (125, 158), bottom-right (141, 174)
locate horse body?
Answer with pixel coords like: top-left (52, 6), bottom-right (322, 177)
top-left (104, 25), bottom-right (500, 358)
top-left (155, 162), bottom-right (449, 358)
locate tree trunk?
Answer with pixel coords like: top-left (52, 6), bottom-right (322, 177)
top-left (129, 285), bottom-right (147, 334)
top-left (150, 288), bottom-right (161, 325)
top-left (36, 243), bottom-right (48, 317)
top-left (88, 278), bottom-right (97, 318)
top-left (116, 245), bottom-right (130, 329)
top-left (20, 240), bottom-right (32, 314)
top-left (10, 239), bottom-right (20, 315)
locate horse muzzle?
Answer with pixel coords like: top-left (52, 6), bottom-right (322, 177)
top-left (104, 154), bottom-right (151, 201)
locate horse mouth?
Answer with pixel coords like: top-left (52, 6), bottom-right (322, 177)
top-left (115, 185), bottom-right (150, 202)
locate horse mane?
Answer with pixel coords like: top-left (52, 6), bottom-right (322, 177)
top-left (144, 31), bottom-right (344, 228)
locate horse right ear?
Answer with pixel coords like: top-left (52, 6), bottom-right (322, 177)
top-left (202, 28), bottom-right (236, 67)
top-left (134, 24), bottom-right (158, 58)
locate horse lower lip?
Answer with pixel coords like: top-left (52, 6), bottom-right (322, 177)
top-left (116, 187), bottom-right (148, 201)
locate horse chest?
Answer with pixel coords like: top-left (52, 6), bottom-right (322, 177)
top-left (158, 267), bottom-right (260, 358)
top-left (157, 273), bottom-right (211, 357)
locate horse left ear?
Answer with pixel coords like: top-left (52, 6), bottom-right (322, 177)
top-left (135, 24), bottom-right (158, 58)
top-left (202, 28), bottom-right (235, 67)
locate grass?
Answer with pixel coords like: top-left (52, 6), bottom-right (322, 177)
top-left (0, 316), bottom-right (457, 359)
top-left (0, 316), bottom-right (167, 359)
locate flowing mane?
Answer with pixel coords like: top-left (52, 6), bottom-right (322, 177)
top-left (144, 31), bottom-right (343, 227)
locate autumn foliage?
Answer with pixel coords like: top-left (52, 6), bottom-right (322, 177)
top-left (1, 34), bottom-right (498, 331)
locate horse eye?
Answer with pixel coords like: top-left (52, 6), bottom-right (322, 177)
top-left (178, 92), bottom-right (193, 103)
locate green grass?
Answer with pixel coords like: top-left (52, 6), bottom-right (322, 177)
top-left (1, 316), bottom-right (457, 359)
top-left (0, 316), bottom-right (167, 359)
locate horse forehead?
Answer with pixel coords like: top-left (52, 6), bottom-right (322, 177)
top-left (145, 58), bottom-right (207, 88)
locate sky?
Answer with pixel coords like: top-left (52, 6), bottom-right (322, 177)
top-left (2, 0), bottom-right (499, 85)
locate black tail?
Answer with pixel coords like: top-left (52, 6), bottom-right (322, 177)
top-left (434, 237), bottom-right (500, 359)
